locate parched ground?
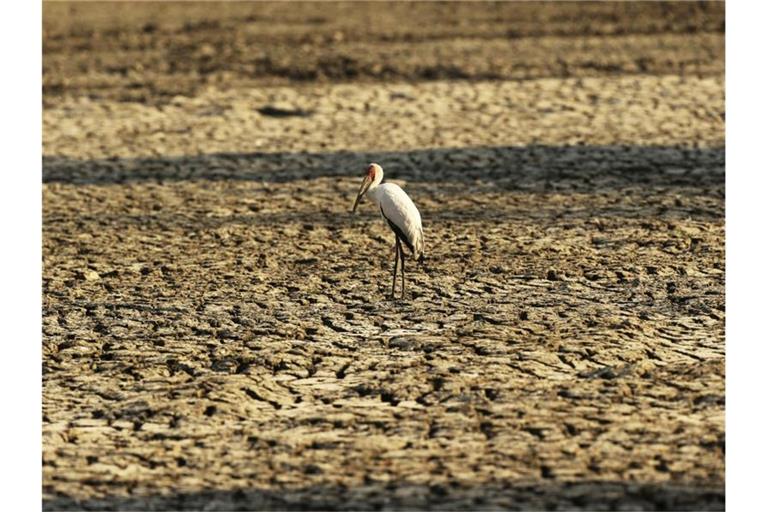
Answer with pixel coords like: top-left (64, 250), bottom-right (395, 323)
top-left (42, 2), bottom-right (725, 510)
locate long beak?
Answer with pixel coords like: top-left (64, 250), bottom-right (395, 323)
top-left (351, 176), bottom-right (371, 213)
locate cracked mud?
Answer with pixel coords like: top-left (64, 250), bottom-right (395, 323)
top-left (43, 2), bottom-right (724, 510)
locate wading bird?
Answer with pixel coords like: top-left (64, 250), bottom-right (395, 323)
top-left (352, 163), bottom-right (424, 298)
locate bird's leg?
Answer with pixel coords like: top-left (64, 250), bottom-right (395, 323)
top-left (391, 236), bottom-right (400, 298)
top-left (399, 239), bottom-right (406, 299)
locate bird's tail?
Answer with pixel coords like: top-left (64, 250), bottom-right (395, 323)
top-left (415, 230), bottom-right (425, 265)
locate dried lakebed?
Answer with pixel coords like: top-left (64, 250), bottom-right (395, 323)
top-left (43, 77), bottom-right (724, 510)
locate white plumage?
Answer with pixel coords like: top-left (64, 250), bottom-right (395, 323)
top-left (369, 182), bottom-right (424, 260)
top-left (351, 163), bottom-right (425, 298)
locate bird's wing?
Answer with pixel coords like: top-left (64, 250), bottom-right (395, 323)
top-left (377, 183), bottom-right (424, 257)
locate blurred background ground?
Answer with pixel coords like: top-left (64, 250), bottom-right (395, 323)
top-left (43, 2), bottom-right (725, 510)
top-left (43, 1), bottom-right (723, 105)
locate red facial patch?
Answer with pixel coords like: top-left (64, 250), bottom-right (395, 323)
top-left (367, 165), bottom-right (377, 179)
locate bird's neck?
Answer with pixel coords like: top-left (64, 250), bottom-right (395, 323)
top-left (366, 182), bottom-right (382, 203)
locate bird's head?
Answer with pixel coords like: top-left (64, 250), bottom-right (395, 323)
top-left (351, 163), bottom-right (383, 213)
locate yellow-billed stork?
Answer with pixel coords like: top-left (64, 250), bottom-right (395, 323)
top-left (352, 163), bottom-right (424, 298)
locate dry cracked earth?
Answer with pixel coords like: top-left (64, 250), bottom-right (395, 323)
top-left (43, 2), bottom-right (725, 510)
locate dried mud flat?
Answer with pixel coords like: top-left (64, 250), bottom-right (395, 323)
top-left (43, 3), bottom-right (725, 511)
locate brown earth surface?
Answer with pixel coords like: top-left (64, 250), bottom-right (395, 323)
top-left (42, 2), bottom-right (725, 510)
top-left (43, 1), bottom-right (724, 105)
